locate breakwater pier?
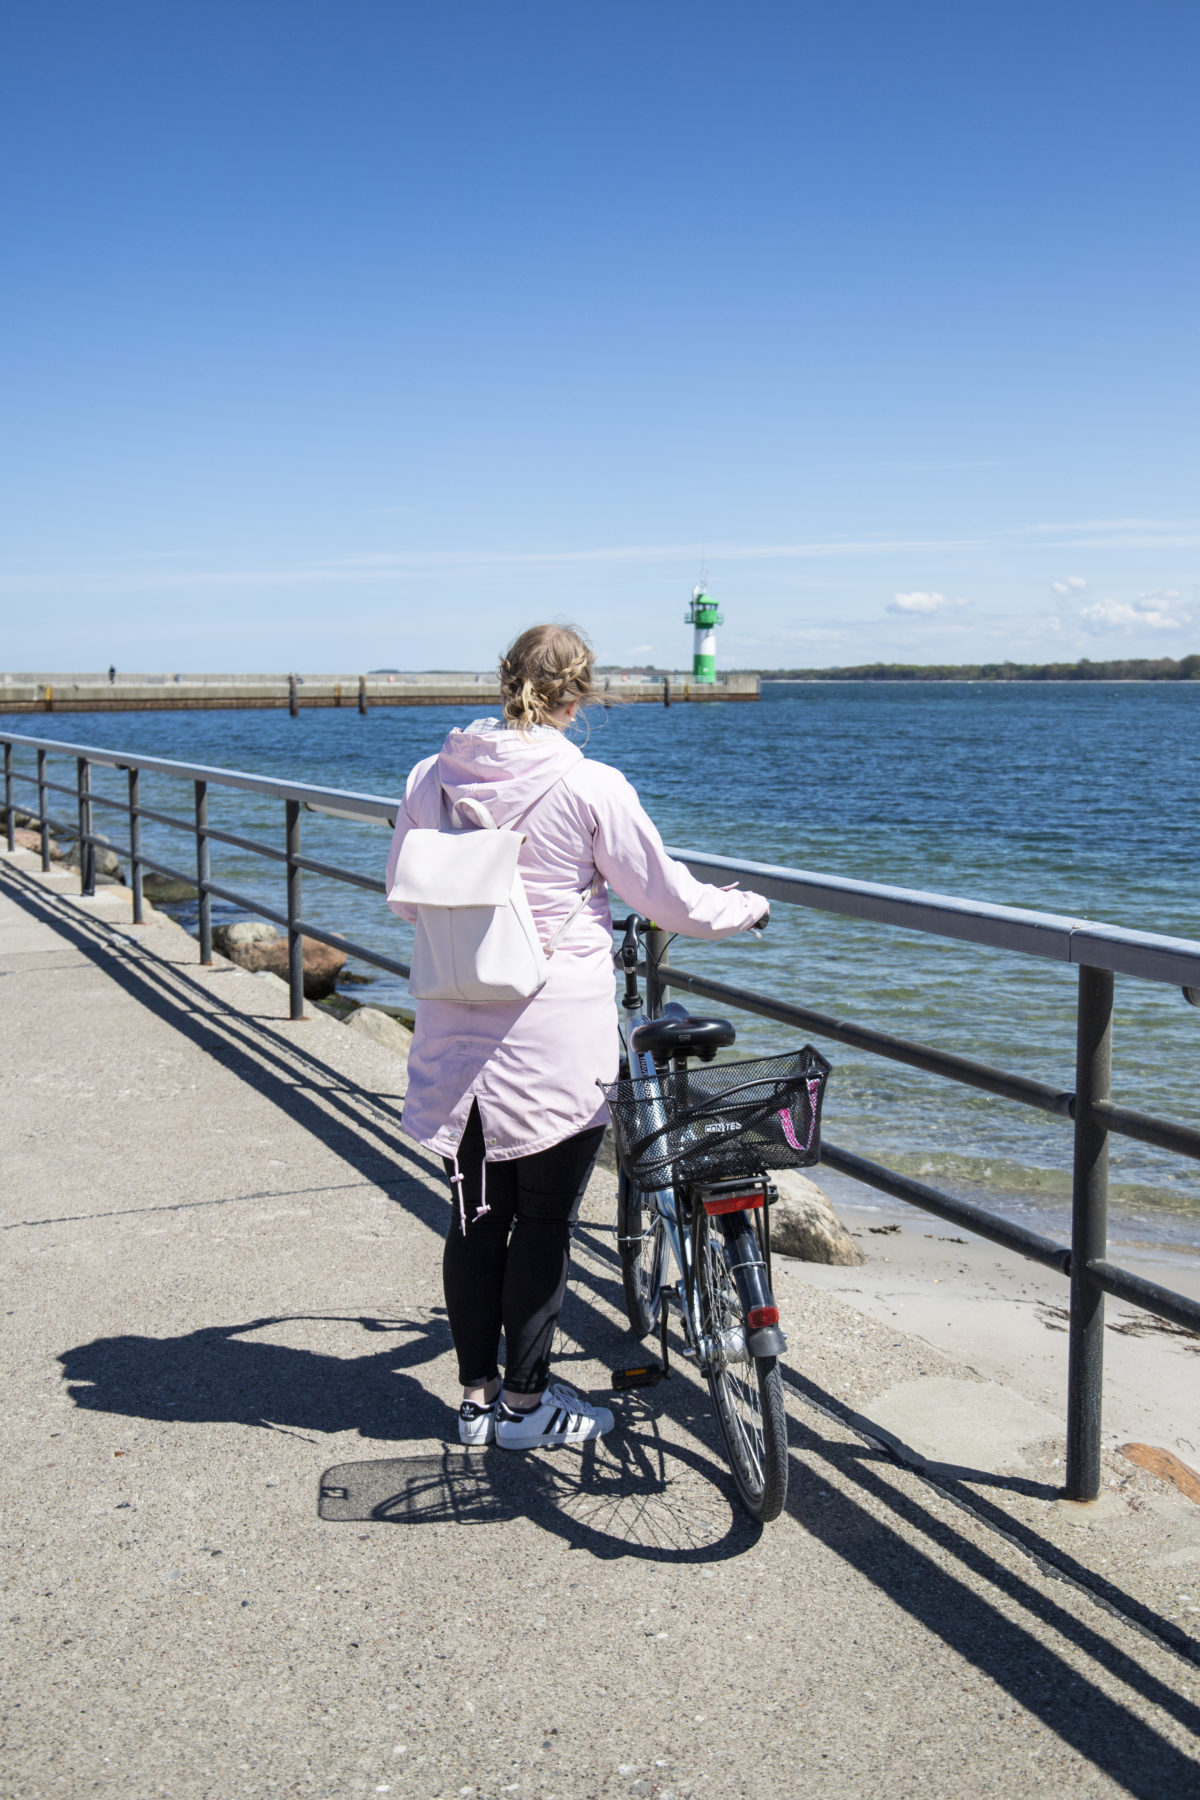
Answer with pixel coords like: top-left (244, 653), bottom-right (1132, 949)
top-left (0, 668), bottom-right (759, 714)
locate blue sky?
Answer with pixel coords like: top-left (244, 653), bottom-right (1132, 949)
top-left (2, 2), bottom-right (1197, 672)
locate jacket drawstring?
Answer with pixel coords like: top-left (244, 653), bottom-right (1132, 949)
top-left (448, 1150), bottom-right (491, 1235)
top-left (448, 1155), bottom-right (467, 1236)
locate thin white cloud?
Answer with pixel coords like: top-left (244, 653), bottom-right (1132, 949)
top-left (4, 511), bottom-right (1200, 599)
top-left (887, 591), bottom-right (967, 615)
top-left (1052, 575), bottom-right (1087, 596)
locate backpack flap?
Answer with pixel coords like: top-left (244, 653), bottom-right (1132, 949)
top-left (387, 826), bottom-right (523, 909)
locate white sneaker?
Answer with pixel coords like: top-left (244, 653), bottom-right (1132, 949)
top-left (495, 1381), bottom-right (614, 1450)
top-left (457, 1399), bottom-right (497, 1446)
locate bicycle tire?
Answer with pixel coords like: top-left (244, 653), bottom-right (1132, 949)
top-left (698, 1210), bottom-right (789, 1522)
top-left (617, 1167), bottom-right (667, 1338)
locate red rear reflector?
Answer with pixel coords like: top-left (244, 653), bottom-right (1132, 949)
top-left (703, 1192), bottom-right (764, 1215)
top-left (747, 1305), bottom-right (779, 1329)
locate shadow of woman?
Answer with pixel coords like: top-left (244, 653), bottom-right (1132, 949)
top-left (58, 1312), bottom-right (454, 1442)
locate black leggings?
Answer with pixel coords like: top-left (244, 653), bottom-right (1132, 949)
top-left (442, 1104), bottom-right (605, 1396)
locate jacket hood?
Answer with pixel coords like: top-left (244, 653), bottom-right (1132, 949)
top-left (435, 718), bottom-right (583, 828)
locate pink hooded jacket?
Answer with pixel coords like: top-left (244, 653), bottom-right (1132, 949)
top-left (385, 718), bottom-right (766, 1166)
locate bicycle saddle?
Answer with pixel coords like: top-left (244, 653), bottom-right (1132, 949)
top-left (630, 1015), bottom-right (736, 1064)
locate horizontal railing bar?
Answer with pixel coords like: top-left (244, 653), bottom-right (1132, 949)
top-left (83, 790), bottom-right (131, 814)
top-left (303, 797), bottom-right (397, 827)
top-left (292, 854), bottom-right (386, 894)
top-left (1092, 1100), bottom-right (1200, 1165)
top-left (820, 1143), bottom-right (1200, 1336)
top-left (666, 846), bottom-right (1200, 990)
top-left (1086, 1260), bottom-right (1200, 1335)
top-left (662, 962), bottom-right (1200, 1165)
top-left (184, 884), bottom-right (411, 981)
top-left (818, 1140), bottom-right (1071, 1272)
top-left (660, 963), bottom-right (1074, 1116)
top-left (201, 881), bottom-right (291, 930)
top-left (135, 852), bottom-right (199, 889)
top-left (203, 825), bottom-right (287, 862)
top-left (0, 731), bottom-right (399, 821)
top-left (290, 918), bottom-right (411, 981)
top-left (133, 803), bottom-right (202, 834)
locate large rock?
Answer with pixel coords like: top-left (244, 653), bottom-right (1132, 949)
top-left (224, 932), bottom-right (346, 1000)
top-left (343, 1006), bottom-right (412, 1060)
top-left (212, 919), bottom-right (280, 956)
top-left (769, 1170), bottom-right (864, 1265)
top-left (13, 827), bottom-right (60, 858)
top-left (56, 836), bottom-right (124, 881)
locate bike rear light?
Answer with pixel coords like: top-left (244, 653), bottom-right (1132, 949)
top-left (746, 1305), bottom-right (779, 1329)
top-left (702, 1192), bottom-right (764, 1215)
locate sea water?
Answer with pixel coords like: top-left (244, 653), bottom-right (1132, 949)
top-left (6, 682), bottom-right (1199, 1252)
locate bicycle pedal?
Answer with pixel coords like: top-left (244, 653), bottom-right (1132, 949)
top-left (611, 1361), bottom-right (666, 1391)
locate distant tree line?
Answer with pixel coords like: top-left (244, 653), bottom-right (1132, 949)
top-left (750, 655), bottom-right (1200, 683)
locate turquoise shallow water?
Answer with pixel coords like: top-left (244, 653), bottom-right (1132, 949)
top-left (6, 682), bottom-right (1200, 1250)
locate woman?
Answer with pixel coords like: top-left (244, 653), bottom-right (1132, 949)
top-left (385, 624), bottom-right (767, 1450)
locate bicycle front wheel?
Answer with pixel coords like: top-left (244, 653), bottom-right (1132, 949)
top-left (617, 1167), bottom-right (667, 1338)
top-left (698, 1211), bottom-right (789, 1522)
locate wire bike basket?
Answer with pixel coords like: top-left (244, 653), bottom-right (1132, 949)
top-left (602, 1046), bottom-right (831, 1189)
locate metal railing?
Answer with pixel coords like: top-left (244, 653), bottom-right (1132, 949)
top-left (3, 726), bottom-right (1200, 1503)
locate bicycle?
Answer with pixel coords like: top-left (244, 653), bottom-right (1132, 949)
top-left (604, 914), bottom-right (830, 1523)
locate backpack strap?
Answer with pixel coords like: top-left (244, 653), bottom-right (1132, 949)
top-left (544, 872), bottom-right (605, 957)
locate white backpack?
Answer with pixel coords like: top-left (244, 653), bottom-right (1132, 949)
top-left (387, 774), bottom-right (600, 1004)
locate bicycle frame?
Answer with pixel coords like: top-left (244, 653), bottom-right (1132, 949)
top-left (615, 915), bottom-right (711, 1361)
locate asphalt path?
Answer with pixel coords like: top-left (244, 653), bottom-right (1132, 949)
top-left (2, 850), bottom-right (1198, 1799)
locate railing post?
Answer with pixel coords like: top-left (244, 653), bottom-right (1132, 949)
top-left (128, 767), bottom-right (144, 924)
top-left (645, 924), bottom-right (670, 1020)
top-left (77, 757), bottom-right (95, 895)
top-left (195, 779), bottom-right (212, 962)
top-left (289, 674), bottom-right (299, 718)
top-left (1065, 963), bottom-right (1113, 1500)
top-left (37, 748), bottom-right (50, 869)
top-left (358, 675), bottom-right (368, 716)
top-left (285, 798), bottom-right (305, 1019)
top-left (4, 741), bottom-right (13, 851)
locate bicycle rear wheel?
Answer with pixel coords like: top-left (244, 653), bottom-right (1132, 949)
top-left (617, 1167), bottom-right (667, 1337)
top-left (698, 1210), bottom-right (788, 1522)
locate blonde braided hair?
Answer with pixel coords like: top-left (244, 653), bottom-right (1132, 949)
top-left (498, 624), bottom-right (601, 732)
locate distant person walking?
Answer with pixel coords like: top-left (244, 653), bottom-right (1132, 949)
top-left (107, 665), bottom-right (116, 685)
top-left (384, 624), bottom-right (768, 1450)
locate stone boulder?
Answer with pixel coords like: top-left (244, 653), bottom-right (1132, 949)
top-left (344, 1006), bottom-right (412, 1060)
top-left (13, 827), bottom-right (59, 858)
top-left (769, 1170), bottom-right (864, 1266)
top-left (224, 931), bottom-right (346, 1000)
top-left (55, 836), bottom-right (124, 881)
top-left (212, 919), bottom-right (280, 956)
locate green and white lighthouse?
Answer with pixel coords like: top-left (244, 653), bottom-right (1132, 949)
top-left (684, 584), bottom-right (723, 683)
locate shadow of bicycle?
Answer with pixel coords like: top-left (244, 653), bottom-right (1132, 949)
top-left (320, 1408), bottom-right (762, 1562)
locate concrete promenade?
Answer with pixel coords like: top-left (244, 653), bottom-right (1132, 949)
top-left (2, 845), bottom-right (1199, 1799)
